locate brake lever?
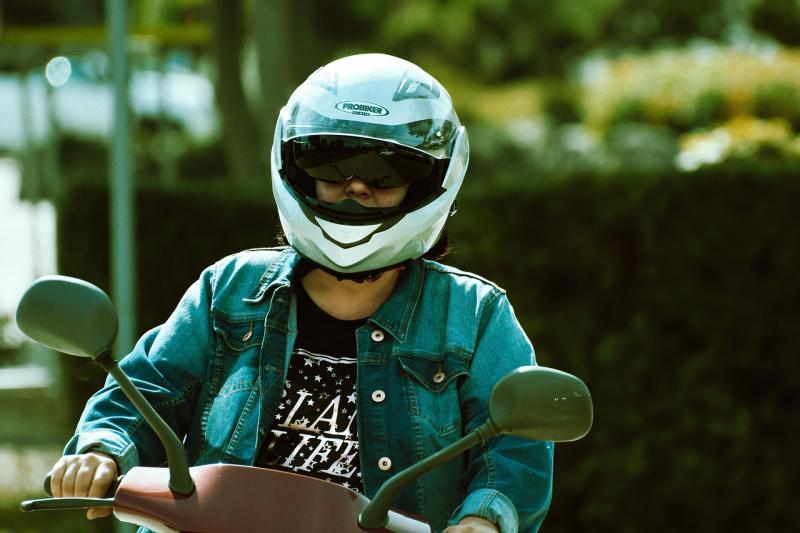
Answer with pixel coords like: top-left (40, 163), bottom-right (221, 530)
top-left (20, 496), bottom-right (114, 512)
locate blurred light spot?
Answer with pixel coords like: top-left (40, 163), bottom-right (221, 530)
top-left (45, 56), bottom-right (72, 87)
top-left (0, 365), bottom-right (52, 391)
top-left (676, 129), bottom-right (731, 172)
top-left (560, 124), bottom-right (597, 153)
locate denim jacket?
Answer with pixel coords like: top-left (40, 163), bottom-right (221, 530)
top-left (65, 247), bottom-right (553, 532)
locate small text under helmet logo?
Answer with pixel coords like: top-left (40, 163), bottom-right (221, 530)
top-left (335, 101), bottom-right (389, 117)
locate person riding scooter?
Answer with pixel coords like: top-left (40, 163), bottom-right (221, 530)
top-left (49, 54), bottom-right (554, 533)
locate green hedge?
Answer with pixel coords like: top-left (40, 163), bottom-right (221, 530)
top-left (453, 173), bottom-right (799, 531)
top-left (51, 172), bottom-right (798, 532)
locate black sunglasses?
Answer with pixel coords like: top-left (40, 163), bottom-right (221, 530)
top-left (286, 135), bottom-right (443, 189)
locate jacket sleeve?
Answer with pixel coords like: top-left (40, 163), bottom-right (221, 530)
top-left (62, 264), bottom-right (217, 474)
top-left (449, 291), bottom-right (554, 533)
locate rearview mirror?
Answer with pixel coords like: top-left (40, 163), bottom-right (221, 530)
top-left (489, 365), bottom-right (593, 442)
top-left (15, 275), bottom-right (195, 495)
top-left (15, 275), bottom-right (118, 359)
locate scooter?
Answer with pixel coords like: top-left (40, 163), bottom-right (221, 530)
top-left (16, 275), bottom-right (594, 532)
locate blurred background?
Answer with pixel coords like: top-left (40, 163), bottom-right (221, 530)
top-left (1, 0), bottom-right (798, 531)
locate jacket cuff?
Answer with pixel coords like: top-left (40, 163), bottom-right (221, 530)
top-left (449, 488), bottom-right (519, 533)
top-left (63, 429), bottom-right (140, 474)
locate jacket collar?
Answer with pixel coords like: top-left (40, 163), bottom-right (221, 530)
top-left (242, 247), bottom-right (299, 303)
top-left (366, 259), bottom-right (424, 343)
top-left (242, 247), bottom-right (424, 343)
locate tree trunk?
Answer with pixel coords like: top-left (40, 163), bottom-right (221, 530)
top-left (209, 0), bottom-right (264, 185)
top-left (252, 0), bottom-right (318, 134)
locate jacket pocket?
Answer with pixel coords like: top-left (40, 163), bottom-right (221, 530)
top-left (210, 313), bottom-right (264, 397)
top-left (212, 314), bottom-right (265, 352)
top-left (397, 354), bottom-right (469, 437)
top-left (204, 379), bottom-right (260, 456)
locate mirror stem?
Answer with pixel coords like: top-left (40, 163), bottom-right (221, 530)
top-left (95, 351), bottom-right (195, 496)
top-left (359, 419), bottom-right (501, 529)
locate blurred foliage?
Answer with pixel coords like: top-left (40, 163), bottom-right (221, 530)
top-left (55, 133), bottom-right (226, 187)
top-left (52, 169), bottom-right (800, 532)
top-left (462, 118), bottom-right (680, 185)
top-left (573, 45), bottom-right (800, 172)
top-left (452, 170), bottom-right (800, 532)
top-left (581, 46), bottom-right (800, 133)
top-left (677, 116), bottom-right (800, 171)
top-left (1, 0), bottom-right (103, 26)
top-left (0, 314), bottom-right (22, 363)
top-left (432, 69), bottom-right (546, 125)
top-left (749, 0), bottom-right (800, 46)
top-left (130, 0), bottom-right (208, 27)
top-left (1, 0), bottom-right (205, 27)
top-left (6, 0), bottom-right (799, 182)
top-left (325, 0), bottom-right (742, 80)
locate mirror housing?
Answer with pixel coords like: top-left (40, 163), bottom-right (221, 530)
top-left (490, 366), bottom-right (593, 442)
top-left (16, 275), bottom-right (118, 359)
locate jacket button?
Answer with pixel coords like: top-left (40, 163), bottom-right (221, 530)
top-left (371, 390), bottom-right (386, 403)
top-left (371, 329), bottom-right (385, 342)
top-left (378, 457), bottom-right (392, 471)
top-left (432, 370), bottom-right (446, 384)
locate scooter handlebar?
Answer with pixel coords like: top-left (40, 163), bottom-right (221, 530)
top-left (43, 471), bottom-right (122, 498)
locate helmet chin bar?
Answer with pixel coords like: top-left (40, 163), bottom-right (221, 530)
top-left (307, 221), bottom-right (447, 281)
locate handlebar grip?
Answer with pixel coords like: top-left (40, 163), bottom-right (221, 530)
top-left (43, 471), bottom-right (122, 498)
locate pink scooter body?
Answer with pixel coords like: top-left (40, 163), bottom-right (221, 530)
top-left (113, 464), bottom-right (431, 533)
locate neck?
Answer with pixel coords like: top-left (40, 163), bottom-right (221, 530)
top-left (300, 267), bottom-right (402, 321)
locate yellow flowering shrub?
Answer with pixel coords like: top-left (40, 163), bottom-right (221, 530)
top-left (582, 47), bottom-right (800, 133)
top-left (676, 116), bottom-right (800, 171)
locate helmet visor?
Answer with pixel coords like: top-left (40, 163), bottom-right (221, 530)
top-left (289, 135), bottom-right (438, 189)
top-left (283, 108), bottom-right (459, 158)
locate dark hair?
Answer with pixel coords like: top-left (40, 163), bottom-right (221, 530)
top-left (423, 231), bottom-right (452, 262)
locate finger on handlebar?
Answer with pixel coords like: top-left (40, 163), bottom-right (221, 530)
top-left (44, 471), bottom-right (123, 498)
top-left (87, 507), bottom-right (114, 520)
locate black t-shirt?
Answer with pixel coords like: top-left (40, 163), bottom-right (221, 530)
top-left (256, 281), bottom-right (365, 493)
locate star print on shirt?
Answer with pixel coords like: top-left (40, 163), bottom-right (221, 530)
top-left (258, 348), bottom-right (362, 493)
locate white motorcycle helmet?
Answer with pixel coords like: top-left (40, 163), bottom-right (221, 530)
top-left (271, 53), bottom-right (469, 275)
